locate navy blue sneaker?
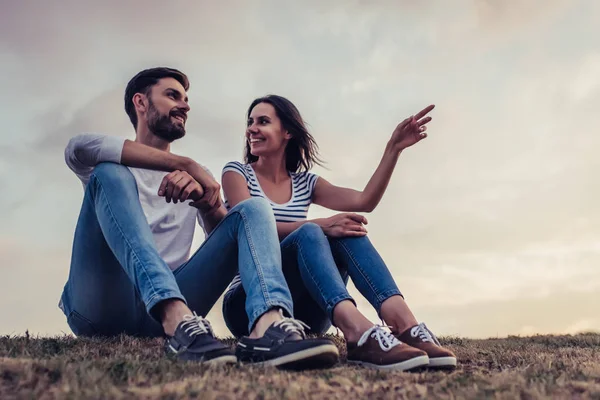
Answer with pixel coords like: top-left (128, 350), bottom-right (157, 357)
top-left (236, 317), bottom-right (339, 370)
top-left (165, 313), bottom-right (236, 364)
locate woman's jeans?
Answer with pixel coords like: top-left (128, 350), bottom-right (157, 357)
top-left (223, 223), bottom-right (403, 337)
top-left (60, 163), bottom-right (293, 337)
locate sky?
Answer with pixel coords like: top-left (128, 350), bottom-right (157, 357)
top-left (1, 0), bottom-right (599, 339)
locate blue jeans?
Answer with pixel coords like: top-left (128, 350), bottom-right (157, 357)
top-left (223, 223), bottom-right (402, 337)
top-left (60, 163), bottom-right (293, 337)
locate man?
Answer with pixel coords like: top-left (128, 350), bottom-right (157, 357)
top-left (60, 67), bottom-right (339, 369)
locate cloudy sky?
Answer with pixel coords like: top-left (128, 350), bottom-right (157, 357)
top-left (1, 0), bottom-right (598, 339)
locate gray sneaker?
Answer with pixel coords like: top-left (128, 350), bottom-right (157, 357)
top-left (164, 313), bottom-right (236, 364)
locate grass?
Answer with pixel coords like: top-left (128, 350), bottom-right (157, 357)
top-left (1, 332), bottom-right (600, 399)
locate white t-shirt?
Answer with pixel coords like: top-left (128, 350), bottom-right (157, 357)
top-left (64, 134), bottom-right (207, 271)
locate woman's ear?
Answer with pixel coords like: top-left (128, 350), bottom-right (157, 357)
top-left (283, 130), bottom-right (293, 140)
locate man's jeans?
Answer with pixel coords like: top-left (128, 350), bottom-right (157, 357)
top-left (223, 223), bottom-right (403, 337)
top-left (60, 163), bottom-right (293, 337)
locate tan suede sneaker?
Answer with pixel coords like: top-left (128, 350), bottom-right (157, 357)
top-left (347, 325), bottom-right (429, 371)
top-left (397, 323), bottom-right (457, 368)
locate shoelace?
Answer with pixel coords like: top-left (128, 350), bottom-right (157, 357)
top-left (410, 323), bottom-right (440, 345)
top-left (180, 312), bottom-right (213, 337)
top-left (273, 311), bottom-right (310, 339)
top-left (357, 325), bottom-right (401, 352)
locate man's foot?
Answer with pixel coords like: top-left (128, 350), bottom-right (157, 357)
top-left (397, 323), bottom-right (457, 369)
top-left (236, 317), bottom-right (339, 370)
top-left (165, 313), bottom-right (237, 364)
top-left (347, 325), bottom-right (429, 371)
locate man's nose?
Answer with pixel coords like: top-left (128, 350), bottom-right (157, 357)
top-left (180, 101), bottom-right (190, 112)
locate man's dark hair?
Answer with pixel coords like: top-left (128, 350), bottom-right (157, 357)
top-left (124, 67), bottom-right (190, 129)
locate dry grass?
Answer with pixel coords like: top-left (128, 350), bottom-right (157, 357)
top-left (1, 332), bottom-right (599, 399)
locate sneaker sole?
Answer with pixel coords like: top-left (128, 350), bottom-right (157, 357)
top-left (348, 355), bottom-right (430, 371)
top-left (166, 345), bottom-right (238, 365)
top-left (253, 344), bottom-right (340, 370)
top-left (206, 355), bottom-right (238, 365)
top-left (428, 356), bottom-right (457, 368)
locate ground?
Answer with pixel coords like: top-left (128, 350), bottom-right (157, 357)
top-left (1, 333), bottom-right (599, 399)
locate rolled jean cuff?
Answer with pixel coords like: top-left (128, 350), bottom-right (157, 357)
top-left (375, 289), bottom-right (403, 315)
top-left (146, 290), bottom-right (187, 319)
top-left (325, 294), bottom-right (356, 324)
top-left (247, 300), bottom-right (294, 333)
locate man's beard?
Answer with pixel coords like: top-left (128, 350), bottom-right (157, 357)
top-left (147, 101), bottom-right (186, 143)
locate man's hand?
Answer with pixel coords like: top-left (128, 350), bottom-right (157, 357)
top-left (182, 161), bottom-right (223, 212)
top-left (157, 169), bottom-right (225, 234)
top-left (188, 185), bottom-right (222, 213)
top-left (390, 104), bottom-right (435, 152)
top-left (158, 170), bottom-right (204, 204)
top-left (318, 213), bottom-right (368, 237)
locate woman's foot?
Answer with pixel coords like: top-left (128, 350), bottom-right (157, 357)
top-left (397, 323), bottom-right (457, 369)
top-left (346, 325), bottom-right (429, 371)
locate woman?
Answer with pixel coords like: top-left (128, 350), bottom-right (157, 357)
top-left (221, 95), bottom-right (456, 371)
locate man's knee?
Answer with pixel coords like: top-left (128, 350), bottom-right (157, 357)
top-left (90, 162), bottom-right (136, 186)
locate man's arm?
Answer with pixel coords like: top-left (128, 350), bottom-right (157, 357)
top-left (66, 133), bottom-right (223, 218)
top-left (123, 140), bottom-right (226, 225)
top-left (197, 206), bottom-right (228, 235)
top-left (65, 133), bottom-right (193, 181)
top-left (156, 167), bottom-right (226, 234)
top-left (65, 134), bottom-right (125, 184)
top-left (120, 140), bottom-right (214, 185)
top-left (66, 133), bottom-right (215, 187)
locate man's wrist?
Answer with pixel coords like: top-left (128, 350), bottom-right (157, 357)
top-left (200, 206), bottom-right (226, 226)
top-left (186, 161), bottom-right (216, 187)
top-left (200, 206), bottom-right (218, 215)
top-left (175, 156), bottom-right (196, 173)
top-left (196, 203), bottom-right (221, 216)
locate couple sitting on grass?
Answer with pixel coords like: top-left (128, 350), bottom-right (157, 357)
top-left (59, 67), bottom-right (456, 371)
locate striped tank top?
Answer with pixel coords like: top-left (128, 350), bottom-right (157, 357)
top-left (222, 161), bottom-right (319, 296)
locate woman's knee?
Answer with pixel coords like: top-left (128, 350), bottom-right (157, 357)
top-left (292, 222), bottom-right (327, 242)
top-left (329, 235), bottom-right (375, 256)
top-left (232, 197), bottom-right (272, 217)
top-left (331, 235), bottom-right (370, 246)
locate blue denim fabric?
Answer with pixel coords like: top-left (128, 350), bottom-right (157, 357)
top-left (60, 163), bottom-right (292, 337)
top-left (328, 234), bottom-right (403, 313)
top-left (222, 223), bottom-right (402, 337)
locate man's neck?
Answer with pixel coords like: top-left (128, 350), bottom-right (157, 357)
top-left (135, 125), bottom-right (170, 152)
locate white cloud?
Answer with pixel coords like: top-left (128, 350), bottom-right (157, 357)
top-left (569, 52), bottom-right (600, 101)
top-left (564, 319), bottom-right (600, 334)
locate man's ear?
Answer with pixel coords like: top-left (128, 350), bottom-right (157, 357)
top-left (133, 93), bottom-right (148, 114)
